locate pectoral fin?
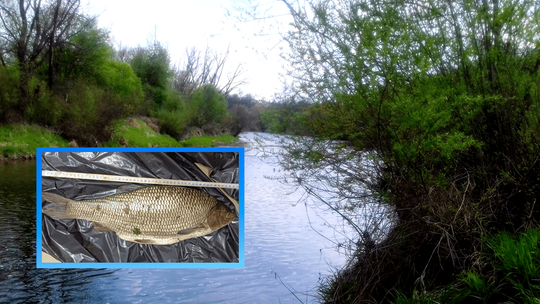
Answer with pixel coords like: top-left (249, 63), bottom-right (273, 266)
top-left (91, 221), bottom-right (113, 233)
top-left (178, 225), bottom-right (208, 235)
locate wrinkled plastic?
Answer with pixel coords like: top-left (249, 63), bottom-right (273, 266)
top-left (41, 152), bottom-right (239, 263)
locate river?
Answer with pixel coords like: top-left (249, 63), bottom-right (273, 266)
top-left (0, 132), bottom-right (356, 303)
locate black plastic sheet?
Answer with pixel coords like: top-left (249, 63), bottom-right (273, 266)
top-left (41, 152), bottom-right (239, 263)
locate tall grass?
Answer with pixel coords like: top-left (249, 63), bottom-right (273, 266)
top-left (0, 124), bottom-right (69, 158)
top-left (109, 119), bottom-right (179, 147)
top-left (391, 228), bottom-right (540, 303)
top-left (108, 118), bottom-right (238, 147)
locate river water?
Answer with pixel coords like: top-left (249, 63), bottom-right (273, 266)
top-left (0, 132), bottom-right (356, 303)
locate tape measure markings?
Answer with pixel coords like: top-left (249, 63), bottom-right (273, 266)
top-left (42, 170), bottom-right (239, 189)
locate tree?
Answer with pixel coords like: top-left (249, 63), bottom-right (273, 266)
top-left (0, 0), bottom-right (90, 119)
top-left (173, 46), bottom-right (246, 97)
top-left (52, 22), bottom-right (112, 90)
top-left (130, 40), bottom-right (172, 106)
top-left (239, 0), bottom-right (540, 301)
top-left (188, 84), bottom-right (228, 128)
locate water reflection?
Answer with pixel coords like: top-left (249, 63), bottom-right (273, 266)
top-left (1, 134), bottom-right (355, 303)
top-left (0, 161), bottom-right (118, 303)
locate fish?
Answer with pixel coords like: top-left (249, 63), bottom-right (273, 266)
top-left (42, 186), bottom-right (236, 245)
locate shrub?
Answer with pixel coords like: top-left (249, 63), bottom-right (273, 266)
top-left (24, 77), bottom-right (63, 126)
top-left (152, 91), bottom-right (193, 138)
top-left (98, 60), bottom-right (144, 114)
top-left (52, 26), bottom-right (112, 91)
top-left (188, 84), bottom-right (228, 128)
top-left (390, 228), bottom-right (540, 303)
top-left (130, 41), bottom-right (172, 106)
top-left (0, 65), bottom-right (20, 122)
top-left (56, 80), bottom-right (119, 146)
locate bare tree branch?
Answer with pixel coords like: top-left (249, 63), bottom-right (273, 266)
top-left (173, 45), bottom-right (247, 97)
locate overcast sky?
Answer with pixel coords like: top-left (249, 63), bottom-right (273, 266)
top-left (84, 0), bottom-right (292, 100)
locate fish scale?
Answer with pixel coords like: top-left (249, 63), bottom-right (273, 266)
top-left (43, 186), bottom-right (236, 245)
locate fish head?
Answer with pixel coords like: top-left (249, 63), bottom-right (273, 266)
top-left (207, 202), bottom-right (236, 231)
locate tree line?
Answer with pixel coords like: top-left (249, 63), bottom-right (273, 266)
top-left (240, 0), bottom-right (540, 302)
top-left (0, 0), bottom-right (268, 145)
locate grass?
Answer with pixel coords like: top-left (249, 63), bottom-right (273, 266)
top-left (0, 119), bottom-right (238, 158)
top-left (181, 134), bottom-right (238, 147)
top-left (108, 118), bottom-right (239, 147)
top-left (109, 118), bottom-right (179, 147)
top-left (390, 228), bottom-right (540, 304)
top-left (0, 124), bottom-right (69, 159)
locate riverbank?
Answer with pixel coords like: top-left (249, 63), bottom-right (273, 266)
top-left (0, 119), bottom-right (240, 160)
top-left (0, 124), bottom-right (69, 160)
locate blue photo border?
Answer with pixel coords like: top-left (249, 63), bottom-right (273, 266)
top-left (36, 147), bottom-right (245, 269)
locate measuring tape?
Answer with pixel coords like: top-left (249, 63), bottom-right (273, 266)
top-left (42, 170), bottom-right (239, 189)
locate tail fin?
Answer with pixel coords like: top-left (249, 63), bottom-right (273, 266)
top-left (42, 192), bottom-right (72, 219)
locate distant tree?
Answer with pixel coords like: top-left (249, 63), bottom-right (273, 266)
top-left (173, 46), bottom-right (246, 97)
top-left (229, 103), bottom-right (250, 136)
top-left (226, 93), bottom-right (256, 108)
top-left (114, 43), bottom-right (131, 63)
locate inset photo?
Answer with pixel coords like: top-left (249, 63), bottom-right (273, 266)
top-left (37, 148), bottom-right (243, 268)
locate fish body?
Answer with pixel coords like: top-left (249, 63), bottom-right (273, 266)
top-left (42, 186), bottom-right (236, 245)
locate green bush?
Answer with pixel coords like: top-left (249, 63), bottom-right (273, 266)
top-left (55, 80), bottom-right (120, 146)
top-left (99, 60), bottom-right (144, 114)
top-left (260, 101), bottom-right (312, 135)
top-left (24, 77), bottom-right (63, 126)
top-left (0, 65), bottom-right (20, 121)
top-left (130, 41), bottom-right (172, 106)
top-left (152, 91), bottom-right (193, 138)
top-left (181, 134), bottom-right (238, 147)
top-left (53, 26), bottom-right (112, 90)
top-left (391, 228), bottom-right (540, 303)
top-left (188, 84), bottom-right (228, 128)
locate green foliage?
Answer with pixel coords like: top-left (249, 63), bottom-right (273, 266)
top-left (25, 23), bottom-right (141, 130)
top-left (152, 90), bottom-right (193, 138)
top-left (109, 118), bottom-right (236, 147)
top-left (54, 80), bottom-right (124, 146)
top-left (130, 41), bottom-right (172, 105)
top-left (24, 77), bottom-right (63, 125)
top-left (111, 118), bottom-right (180, 147)
top-left (54, 26), bottom-right (143, 116)
top-left (0, 124), bottom-right (69, 157)
top-left (102, 140), bottom-right (120, 147)
top-left (260, 108), bottom-right (285, 133)
top-left (276, 0), bottom-right (540, 302)
top-left (260, 101), bottom-right (311, 135)
top-left (64, 81), bottom-right (102, 128)
top-left (391, 228), bottom-right (540, 303)
top-left (0, 65), bottom-right (20, 121)
top-left (488, 229), bottom-right (540, 287)
top-left (53, 26), bottom-right (113, 88)
top-left (98, 60), bottom-right (144, 114)
top-left (188, 84), bottom-right (228, 128)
